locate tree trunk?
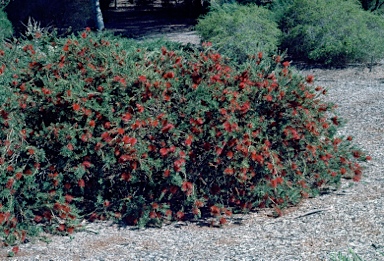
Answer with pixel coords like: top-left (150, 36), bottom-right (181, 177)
top-left (92, 0), bottom-right (105, 31)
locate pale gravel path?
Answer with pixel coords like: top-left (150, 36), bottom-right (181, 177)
top-left (1, 48), bottom-right (384, 260)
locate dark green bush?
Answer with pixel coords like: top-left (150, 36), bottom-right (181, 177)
top-left (195, 3), bottom-right (281, 63)
top-left (0, 9), bottom-right (13, 40)
top-left (279, 0), bottom-right (384, 65)
top-left (0, 29), bottom-right (369, 257)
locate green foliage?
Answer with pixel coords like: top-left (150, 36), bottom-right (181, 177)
top-left (195, 3), bottom-right (281, 63)
top-left (0, 29), bottom-right (369, 256)
top-left (0, 9), bottom-right (12, 40)
top-left (279, 0), bottom-right (384, 65)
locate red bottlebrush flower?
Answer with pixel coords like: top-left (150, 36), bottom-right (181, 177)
top-left (163, 169), bottom-right (170, 178)
top-left (224, 209), bottom-right (232, 216)
top-left (306, 75), bottom-right (314, 84)
top-left (161, 123), bottom-right (175, 133)
top-left (366, 156), bottom-right (372, 161)
top-left (28, 148), bottom-right (35, 155)
top-left (174, 158), bottom-right (185, 172)
top-left (63, 45), bottom-right (69, 52)
top-left (117, 128), bottom-right (125, 135)
top-left (103, 200), bottom-right (110, 207)
top-left (282, 61), bottom-right (290, 67)
top-left (151, 203), bottom-right (159, 210)
top-left (181, 181), bottom-right (193, 196)
top-left (72, 103), bottom-right (80, 111)
top-left (119, 154), bottom-right (133, 163)
top-left (210, 205), bottom-right (221, 216)
top-left (333, 138), bottom-right (342, 146)
top-left (251, 152), bottom-right (264, 164)
top-left (42, 87), bottom-right (52, 95)
top-left (223, 121), bottom-right (232, 132)
top-left (149, 211), bottom-right (157, 219)
top-left (298, 180), bottom-right (307, 188)
top-left (81, 32), bottom-right (87, 39)
top-left (270, 179), bottom-right (278, 188)
top-left (196, 118), bottom-right (204, 125)
top-left (138, 75), bottom-right (147, 83)
top-left (160, 148), bottom-right (168, 157)
top-left (121, 172), bottom-right (131, 182)
top-left (67, 143), bottom-right (74, 151)
top-left (164, 71), bottom-right (175, 79)
top-left (0, 213), bottom-right (6, 224)
top-left (264, 94), bottom-right (273, 101)
top-left (176, 211), bottom-right (185, 220)
top-left (101, 132), bottom-right (112, 142)
top-left (122, 112), bottom-right (132, 122)
top-left (82, 161), bottom-right (92, 169)
top-left (78, 179), bottom-right (85, 188)
top-left (347, 136), bottom-right (353, 141)
top-left (97, 86), bottom-right (104, 92)
top-left (123, 136), bottom-right (137, 146)
top-left (340, 168), bottom-right (347, 175)
top-left (165, 210), bottom-right (172, 218)
top-left (6, 178), bottom-right (14, 189)
top-left (15, 172), bottom-right (22, 180)
top-left (195, 200), bottom-right (204, 208)
top-left (67, 227), bottom-right (75, 234)
top-left (353, 175), bottom-right (361, 182)
top-left (136, 104), bottom-right (144, 113)
top-left (65, 194), bottom-right (74, 203)
top-left (226, 151), bottom-right (234, 159)
top-left (12, 246), bottom-right (19, 255)
top-left (352, 151), bottom-right (361, 158)
top-left (224, 167), bottom-right (234, 175)
top-left (219, 217), bottom-right (227, 225)
top-left (185, 135), bottom-right (193, 146)
top-left (57, 224), bottom-right (66, 232)
top-left (192, 207), bottom-right (200, 216)
top-left (34, 215), bottom-right (43, 223)
top-left (258, 52), bottom-right (263, 60)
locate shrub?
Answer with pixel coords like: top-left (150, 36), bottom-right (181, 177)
top-left (195, 3), bottom-right (281, 63)
top-left (0, 29), bottom-right (369, 256)
top-left (279, 0), bottom-right (384, 65)
top-left (0, 9), bottom-right (13, 41)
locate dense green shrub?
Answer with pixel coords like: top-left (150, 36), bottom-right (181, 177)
top-left (195, 3), bottom-right (281, 63)
top-left (279, 0), bottom-right (384, 65)
top-left (0, 9), bottom-right (13, 40)
top-left (0, 29), bottom-right (369, 256)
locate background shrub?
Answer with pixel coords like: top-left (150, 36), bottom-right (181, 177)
top-left (195, 3), bottom-right (281, 63)
top-left (278, 0), bottom-right (384, 65)
top-left (0, 29), bottom-right (368, 256)
top-left (0, 9), bottom-right (13, 41)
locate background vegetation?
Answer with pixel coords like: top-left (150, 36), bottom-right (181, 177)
top-left (195, 3), bottom-right (281, 64)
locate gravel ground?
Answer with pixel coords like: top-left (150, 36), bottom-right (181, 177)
top-left (1, 44), bottom-right (384, 260)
